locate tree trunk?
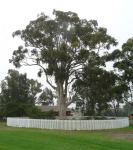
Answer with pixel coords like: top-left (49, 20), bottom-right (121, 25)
top-left (57, 82), bottom-right (66, 119)
top-left (112, 101), bottom-right (119, 116)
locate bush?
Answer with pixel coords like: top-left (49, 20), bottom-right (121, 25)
top-left (27, 107), bottom-right (56, 119)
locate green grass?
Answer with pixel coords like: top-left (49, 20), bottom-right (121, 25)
top-left (0, 122), bottom-right (133, 150)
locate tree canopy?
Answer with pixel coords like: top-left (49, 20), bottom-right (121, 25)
top-left (10, 10), bottom-right (117, 118)
top-left (107, 38), bottom-right (133, 104)
top-left (0, 69), bottom-right (42, 117)
top-left (38, 87), bottom-right (55, 105)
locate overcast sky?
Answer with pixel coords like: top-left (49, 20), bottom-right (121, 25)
top-left (0, 0), bottom-right (133, 83)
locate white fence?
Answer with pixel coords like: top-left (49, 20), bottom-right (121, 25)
top-left (7, 117), bottom-right (129, 130)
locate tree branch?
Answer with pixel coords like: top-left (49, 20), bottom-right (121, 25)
top-left (66, 98), bottom-right (75, 107)
top-left (69, 67), bottom-right (83, 76)
top-left (22, 62), bottom-right (57, 90)
top-left (45, 75), bottom-right (57, 90)
top-left (68, 77), bottom-right (76, 85)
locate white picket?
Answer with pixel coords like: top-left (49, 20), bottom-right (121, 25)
top-left (7, 117), bottom-right (129, 130)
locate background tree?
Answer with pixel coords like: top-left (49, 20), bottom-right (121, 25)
top-left (38, 88), bottom-right (55, 106)
top-left (73, 51), bottom-right (129, 116)
top-left (0, 69), bottom-right (42, 117)
top-left (123, 103), bottom-right (133, 116)
top-left (107, 38), bottom-right (133, 106)
top-left (109, 80), bottom-right (128, 116)
top-left (10, 10), bottom-right (117, 118)
top-left (73, 61), bottom-right (116, 116)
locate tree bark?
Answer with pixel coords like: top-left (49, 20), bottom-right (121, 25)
top-left (57, 81), bottom-right (67, 119)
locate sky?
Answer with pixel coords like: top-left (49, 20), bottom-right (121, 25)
top-left (0, 0), bottom-right (133, 83)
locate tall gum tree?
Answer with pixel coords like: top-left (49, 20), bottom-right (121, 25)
top-left (10, 10), bottom-right (117, 119)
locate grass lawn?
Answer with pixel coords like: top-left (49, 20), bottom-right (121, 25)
top-left (0, 122), bottom-right (133, 150)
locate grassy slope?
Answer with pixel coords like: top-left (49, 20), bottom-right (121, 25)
top-left (0, 122), bottom-right (133, 150)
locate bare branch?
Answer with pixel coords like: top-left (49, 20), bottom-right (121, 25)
top-left (45, 74), bottom-right (57, 90)
top-left (22, 62), bottom-right (57, 90)
top-left (69, 67), bottom-right (83, 76)
top-left (68, 77), bottom-right (76, 85)
top-left (66, 98), bottom-right (75, 107)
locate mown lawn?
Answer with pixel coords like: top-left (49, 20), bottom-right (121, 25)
top-left (0, 122), bottom-right (133, 150)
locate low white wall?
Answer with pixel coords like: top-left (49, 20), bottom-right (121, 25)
top-left (7, 117), bottom-right (129, 130)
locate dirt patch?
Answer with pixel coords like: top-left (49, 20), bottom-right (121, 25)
top-left (110, 132), bottom-right (133, 141)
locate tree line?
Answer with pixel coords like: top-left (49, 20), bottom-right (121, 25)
top-left (0, 10), bottom-right (133, 119)
top-left (0, 69), bottom-right (56, 118)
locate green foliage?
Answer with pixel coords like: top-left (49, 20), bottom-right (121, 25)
top-left (123, 103), bottom-right (133, 115)
top-left (25, 106), bottom-right (42, 118)
top-left (73, 59), bottom-right (129, 116)
top-left (106, 37), bottom-right (133, 104)
top-left (0, 70), bottom-right (42, 117)
top-left (73, 65), bottom-right (115, 115)
top-left (38, 88), bottom-right (55, 105)
top-left (10, 10), bottom-right (118, 117)
top-left (26, 107), bottom-right (56, 119)
top-left (42, 110), bottom-right (57, 119)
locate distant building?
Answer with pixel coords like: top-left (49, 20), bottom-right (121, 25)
top-left (128, 110), bottom-right (133, 119)
top-left (37, 105), bottom-right (72, 116)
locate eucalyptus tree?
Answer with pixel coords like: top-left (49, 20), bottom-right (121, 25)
top-left (10, 10), bottom-right (117, 118)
